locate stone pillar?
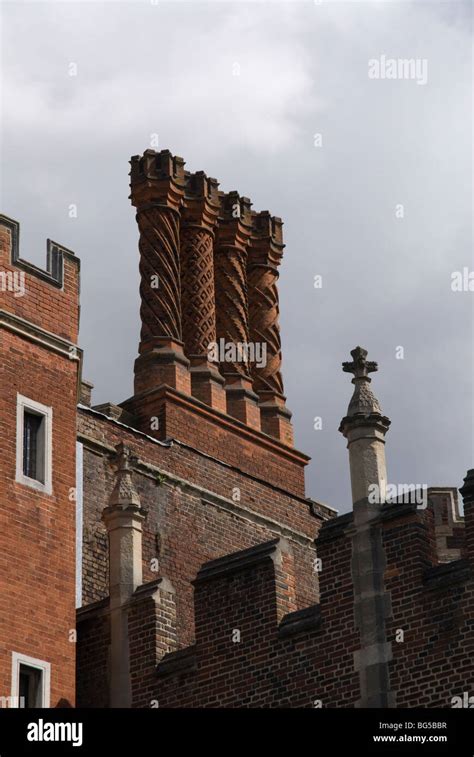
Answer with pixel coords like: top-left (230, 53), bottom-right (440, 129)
top-left (339, 347), bottom-right (391, 506)
top-left (459, 469), bottom-right (474, 566)
top-left (102, 444), bottom-right (146, 708)
top-left (350, 497), bottom-right (394, 708)
top-left (130, 149), bottom-right (191, 396)
top-left (248, 211), bottom-right (293, 445)
top-left (338, 348), bottom-right (394, 707)
top-left (214, 192), bottom-right (260, 429)
top-left (180, 171), bottom-right (226, 412)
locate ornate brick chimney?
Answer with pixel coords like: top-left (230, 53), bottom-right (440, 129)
top-left (122, 149), bottom-right (309, 494)
top-left (214, 191), bottom-right (261, 429)
top-left (129, 149), bottom-right (190, 396)
top-left (180, 170), bottom-right (226, 412)
top-left (248, 211), bottom-right (293, 445)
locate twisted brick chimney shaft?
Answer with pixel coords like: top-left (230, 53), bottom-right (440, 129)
top-left (129, 148), bottom-right (293, 445)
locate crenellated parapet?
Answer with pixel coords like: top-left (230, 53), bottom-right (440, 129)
top-left (147, 471), bottom-right (474, 708)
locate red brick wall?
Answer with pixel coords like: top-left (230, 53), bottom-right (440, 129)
top-left (77, 406), bottom-right (329, 652)
top-left (76, 601), bottom-right (110, 708)
top-left (121, 387), bottom-right (308, 497)
top-left (0, 219), bottom-right (79, 707)
top-left (383, 504), bottom-right (474, 707)
top-left (150, 502), bottom-right (474, 708)
top-left (153, 536), bottom-right (359, 708)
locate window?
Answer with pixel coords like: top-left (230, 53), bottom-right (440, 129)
top-left (19, 665), bottom-right (43, 708)
top-left (16, 395), bottom-right (52, 494)
top-left (11, 653), bottom-right (51, 708)
top-left (23, 412), bottom-right (44, 481)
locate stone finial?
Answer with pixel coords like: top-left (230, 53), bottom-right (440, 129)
top-left (343, 346), bottom-right (378, 380)
top-left (342, 346), bottom-right (383, 417)
top-left (108, 443), bottom-right (141, 509)
top-left (339, 346), bottom-right (390, 506)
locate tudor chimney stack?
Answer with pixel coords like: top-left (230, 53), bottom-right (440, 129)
top-left (127, 148), bottom-right (294, 447)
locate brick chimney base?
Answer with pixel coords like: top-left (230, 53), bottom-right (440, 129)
top-left (224, 375), bottom-right (261, 430)
top-left (134, 338), bottom-right (191, 396)
top-left (259, 393), bottom-right (294, 446)
top-left (189, 357), bottom-right (226, 413)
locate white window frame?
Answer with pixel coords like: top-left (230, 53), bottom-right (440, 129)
top-left (11, 652), bottom-right (51, 708)
top-left (16, 394), bottom-right (53, 495)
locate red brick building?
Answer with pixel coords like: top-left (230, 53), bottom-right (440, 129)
top-left (1, 149), bottom-right (473, 709)
top-left (0, 216), bottom-right (80, 708)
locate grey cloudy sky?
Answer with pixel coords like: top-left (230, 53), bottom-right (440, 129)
top-left (1, 0), bottom-right (472, 512)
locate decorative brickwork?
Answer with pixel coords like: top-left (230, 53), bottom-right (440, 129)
top-left (248, 211), bottom-right (285, 396)
top-left (130, 150), bottom-right (190, 396)
top-left (180, 225), bottom-right (216, 353)
top-left (180, 171), bottom-right (226, 411)
top-left (248, 211), bottom-right (293, 444)
top-left (131, 150), bottom-right (185, 346)
top-left (137, 204), bottom-right (182, 343)
top-left (214, 192), bottom-right (253, 378)
top-left (180, 172), bottom-right (219, 358)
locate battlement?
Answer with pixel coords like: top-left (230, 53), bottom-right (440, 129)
top-left (125, 476), bottom-right (473, 708)
top-left (146, 472), bottom-right (474, 707)
top-left (0, 214), bottom-right (81, 350)
top-left (76, 468), bottom-right (474, 708)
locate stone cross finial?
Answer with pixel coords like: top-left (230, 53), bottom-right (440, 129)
top-left (109, 443), bottom-right (141, 509)
top-left (342, 346), bottom-right (383, 417)
top-left (342, 346), bottom-right (378, 383)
